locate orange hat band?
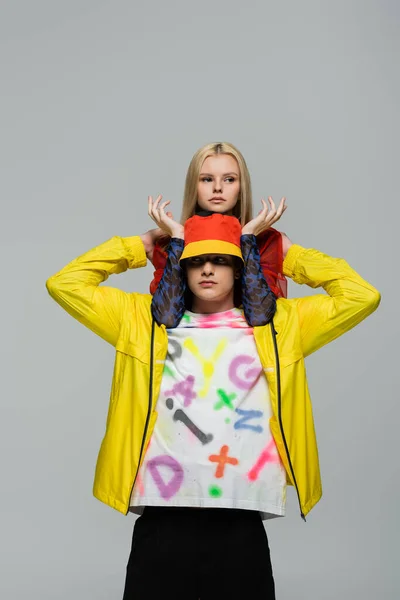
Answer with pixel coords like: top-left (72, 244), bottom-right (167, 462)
top-left (180, 239), bottom-right (243, 262)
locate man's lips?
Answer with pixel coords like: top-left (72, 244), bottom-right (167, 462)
top-left (199, 281), bottom-right (216, 288)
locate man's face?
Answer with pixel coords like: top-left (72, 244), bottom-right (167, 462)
top-left (197, 154), bottom-right (240, 215)
top-left (185, 254), bottom-right (238, 309)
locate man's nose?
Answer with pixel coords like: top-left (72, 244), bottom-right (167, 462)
top-left (202, 262), bottom-right (214, 275)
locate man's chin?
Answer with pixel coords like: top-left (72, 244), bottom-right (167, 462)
top-left (191, 288), bottom-right (224, 305)
top-left (195, 289), bottom-right (219, 300)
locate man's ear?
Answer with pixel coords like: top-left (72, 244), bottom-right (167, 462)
top-left (234, 269), bottom-right (241, 280)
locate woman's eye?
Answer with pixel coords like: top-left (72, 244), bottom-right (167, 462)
top-left (201, 177), bottom-right (212, 182)
top-left (225, 177), bottom-right (235, 183)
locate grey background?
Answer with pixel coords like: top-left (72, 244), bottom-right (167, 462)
top-left (1, 0), bottom-right (398, 598)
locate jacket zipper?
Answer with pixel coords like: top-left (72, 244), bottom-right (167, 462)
top-left (271, 321), bottom-right (306, 522)
top-left (127, 319), bottom-right (156, 511)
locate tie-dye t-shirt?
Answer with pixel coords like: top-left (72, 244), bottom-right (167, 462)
top-left (130, 308), bottom-right (286, 519)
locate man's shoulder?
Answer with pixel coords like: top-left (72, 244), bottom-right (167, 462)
top-left (269, 297), bottom-right (303, 330)
top-left (128, 291), bottom-right (152, 305)
top-left (122, 291), bottom-right (153, 319)
top-left (275, 297), bottom-right (299, 314)
top-left (127, 292), bottom-right (153, 304)
top-left (117, 292), bottom-right (157, 352)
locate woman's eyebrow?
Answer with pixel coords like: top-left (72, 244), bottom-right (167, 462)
top-left (199, 172), bottom-right (239, 177)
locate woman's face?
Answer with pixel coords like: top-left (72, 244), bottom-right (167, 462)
top-left (197, 154), bottom-right (240, 214)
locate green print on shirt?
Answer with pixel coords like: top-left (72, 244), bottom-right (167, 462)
top-left (163, 364), bottom-right (175, 378)
top-left (208, 485), bottom-right (223, 498)
top-left (214, 388), bottom-right (237, 411)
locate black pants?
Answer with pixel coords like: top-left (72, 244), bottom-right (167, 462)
top-left (123, 506), bottom-right (276, 599)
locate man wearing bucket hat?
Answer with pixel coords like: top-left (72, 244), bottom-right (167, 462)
top-left (46, 206), bottom-right (380, 599)
top-left (149, 199), bottom-right (281, 331)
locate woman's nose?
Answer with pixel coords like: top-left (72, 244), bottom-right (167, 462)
top-left (213, 180), bottom-right (222, 193)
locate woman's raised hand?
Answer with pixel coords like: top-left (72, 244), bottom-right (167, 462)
top-left (148, 195), bottom-right (184, 240)
top-left (241, 197), bottom-right (287, 236)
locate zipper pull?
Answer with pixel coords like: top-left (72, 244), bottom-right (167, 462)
top-left (301, 512), bottom-right (307, 522)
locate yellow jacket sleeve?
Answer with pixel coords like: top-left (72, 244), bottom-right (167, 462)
top-left (283, 244), bottom-right (381, 358)
top-left (46, 236), bottom-right (147, 346)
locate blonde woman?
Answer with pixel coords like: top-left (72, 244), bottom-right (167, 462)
top-left (148, 142), bottom-right (288, 300)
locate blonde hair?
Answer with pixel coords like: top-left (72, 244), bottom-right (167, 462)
top-left (180, 142), bottom-right (253, 226)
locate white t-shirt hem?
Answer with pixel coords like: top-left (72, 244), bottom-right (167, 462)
top-left (129, 497), bottom-right (285, 521)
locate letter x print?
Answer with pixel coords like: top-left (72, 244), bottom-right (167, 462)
top-left (214, 388), bottom-right (237, 411)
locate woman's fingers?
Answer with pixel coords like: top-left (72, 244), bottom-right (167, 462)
top-left (250, 196), bottom-right (287, 234)
top-left (266, 196), bottom-right (286, 225)
top-left (148, 194), bottom-right (159, 213)
top-left (148, 195), bottom-right (165, 225)
top-left (276, 196), bottom-right (286, 216)
top-left (159, 200), bottom-right (171, 216)
top-left (149, 195), bottom-right (162, 209)
top-left (267, 196), bottom-right (277, 219)
top-left (152, 195), bottom-right (163, 217)
top-left (147, 195), bottom-right (180, 237)
top-left (259, 198), bottom-right (269, 215)
top-left (148, 195), bottom-right (153, 216)
top-left (256, 199), bottom-right (269, 218)
top-left (274, 197), bottom-right (287, 221)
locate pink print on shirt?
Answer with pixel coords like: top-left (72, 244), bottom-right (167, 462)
top-left (165, 374), bottom-right (197, 407)
top-left (147, 455), bottom-right (184, 500)
top-left (229, 355), bottom-right (263, 390)
top-left (247, 440), bottom-right (282, 481)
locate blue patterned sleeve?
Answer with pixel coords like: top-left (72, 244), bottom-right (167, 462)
top-left (151, 237), bottom-right (186, 328)
top-left (240, 234), bottom-right (277, 326)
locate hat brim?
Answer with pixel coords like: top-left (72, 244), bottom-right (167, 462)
top-left (180, 239), bottom-right (243, 262)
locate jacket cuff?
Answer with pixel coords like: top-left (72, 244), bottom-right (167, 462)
top-left (170, 237), bottom-right (185, 251)
top-left (240, 234), bottom-right (257, 243)
top-left (282, 244), bottom-right (306, 278)
top-left (122, 236), bottom-right (148, 269)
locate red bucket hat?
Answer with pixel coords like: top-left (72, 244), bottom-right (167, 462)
top-left (180, 213), bottom-right (243, 262)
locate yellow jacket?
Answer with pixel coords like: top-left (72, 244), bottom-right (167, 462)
top-left (46, 236), bottom-right (380, 518)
